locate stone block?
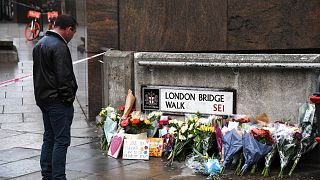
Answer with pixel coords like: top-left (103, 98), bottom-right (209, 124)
top-left (103, 50), bottom-right (134, 109)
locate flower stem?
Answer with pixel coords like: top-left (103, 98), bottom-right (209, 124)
top-left (220, 166), bottom-right (225, 174)
top-left (278, 168), bottom-right (283, 178)
top-left (289, 158), bottom-right (299, 176)
top-left (235, 154), bottom-right (243, 175)
top-left (250, 164), bottom-right (256, 174)
top-left (261, 168), bottom-right (265, 176)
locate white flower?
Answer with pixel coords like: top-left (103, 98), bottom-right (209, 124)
top-left (178, 121), bottom-right (184, 127)
top-left (188, 134), bottom-right (194, 138)
top-left (169, 127), bottom-right (177, 134)
top-left (199, 118), bottom-right (211, 125)
top-left (106, 106), bottom-right (115, 113)
top-left (188, 123), bottom-right (194, 131)
top-left (110, 112), bottom-right (117, 120)
top-left (179, 134), bottom-right (187, 140)
top-left (169, 119), bottom-right (178, 124)
top-left (148, 111), bottom-right (163, 119)
top-left (181, 124), bottom-right (188, 133)
top-left (208, 115), bottom-right (219, 121)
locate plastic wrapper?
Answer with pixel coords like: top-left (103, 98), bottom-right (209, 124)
top-left (220, 129), bottom-right (243, 171)
top-left (240, 132), bottom-right (272, 175)
top-left (205, 159), bottom-right (221, 174)
top-left (261, 145), bottom-right (277, 176)
top-left (186, 154), bottom-right (221, 178)
top-left (104, 116), bottom-right (118, 147)
top-left (277, 134), bottom-right (297, 178)
top-left (186, 154), bottom-right (206, 174)
top-left (289, 103), bottom-right (317, 176)
top-left (123, 89), bottom-right (135, 117)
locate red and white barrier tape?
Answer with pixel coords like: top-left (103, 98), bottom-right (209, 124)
top-left (0, 52), bottom-right (106, 87)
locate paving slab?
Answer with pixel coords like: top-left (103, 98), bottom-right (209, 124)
top-left (74, 141), bottom-right (101, 150)
top-left (0, 129), bottom-right (23, 139)
top-left (11, 170), bottom-right (91, 180)
top-left (66, 156), bottom-right (138, 174)
top-left (0, 113), bottom-right (22, 123)
top-left (3, 105), bottom-right (41, 114)
top-left (0, 133), bottom-right (42, 151)
top-left (22, 112), bottom-right (43, 122)
top-left (1, 122), bottom-right (43, 133)
top-left (0, 98), bottom-right (23, 106)
top-left (71, 127), bottom-right (98, 138)
top-left (70, 137), bottom-right (96, 147)
top-left (66, 146), bottom-right (102, 163)
top-left (5, 91), bottom-right (35, 98)
top-left (21, 97), bottom-right (36, 105)
top-left (0, 147), bottom-right (40, 163)
top-left (0, 159), bottom-right (40, 179)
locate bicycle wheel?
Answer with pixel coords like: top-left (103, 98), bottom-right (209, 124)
top-left (24, 21), bottom-right (40, 41)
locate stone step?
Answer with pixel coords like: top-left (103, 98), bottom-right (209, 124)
top-left (0, 35), bottom-right (19, 63)
top-left (0, 35), bottom-right (14, 49)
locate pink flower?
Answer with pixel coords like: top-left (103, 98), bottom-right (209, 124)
top-left (121, 119), bottom-right (129, 127)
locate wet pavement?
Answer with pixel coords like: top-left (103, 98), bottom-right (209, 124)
top-left (1, 22), bottom-right (320, 180)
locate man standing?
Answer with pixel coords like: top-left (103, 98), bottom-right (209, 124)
top-left (33, 15), bottom-right (78, 180)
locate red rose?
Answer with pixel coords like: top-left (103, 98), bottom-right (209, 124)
top-left (131, 118), bottom-right (140, 125)
top-left (159, 119), bottom-right (169, 125)
top-left (315, 137), bottom-right (320, 143)
top-left (121, 119), bottom-right (129, 127)
top-left (119, 105), bottom-right (125, 111)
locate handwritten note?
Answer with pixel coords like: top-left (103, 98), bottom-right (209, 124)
top-left (122, 139), bottom-right (150, 160)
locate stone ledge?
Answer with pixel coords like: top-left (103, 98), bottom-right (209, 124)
top-left (0, 50), bottom-right (19, 63)
top-left (135, 52), bottom-right (320, 63)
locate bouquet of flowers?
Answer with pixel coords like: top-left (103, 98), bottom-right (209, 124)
top-left (166, 116), bottom-right (196, 165)
top-left (261, 144), bottom-right (277, 177)
top-left (147, 111), bottom-right (163, 137)
top-left (193, 117), bottom-right (215, 156)
top-left (97, 106), bottom-right (121, 152)
top-left (239, 131), bottom-right (273, 175)
top-left (220, 129), bottom-right (243, 173)
top-left (120, 111), bottom-right (155, 134)
top-left (276, 124), bottom-right (300, 178)
top-left (289, 103), bottom-right (317, 176)
top-left (186, 151), bottom-right (221, 179)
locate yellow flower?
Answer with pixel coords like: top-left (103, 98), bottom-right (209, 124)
top-left (144, 119), bottom-right (151, 125)
top-left (204, 153), bottom-right (209, 159)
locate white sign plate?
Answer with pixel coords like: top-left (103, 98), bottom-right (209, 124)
top-left (159, 88), bottom-right (234, 115)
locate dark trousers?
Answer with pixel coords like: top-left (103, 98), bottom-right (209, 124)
top-left (40, 103), bottom-right (74, 180)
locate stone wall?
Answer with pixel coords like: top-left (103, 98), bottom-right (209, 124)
top-left (104, 51), bottom-right (320, 122)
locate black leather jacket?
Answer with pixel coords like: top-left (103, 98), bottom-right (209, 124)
top-left (33, 31), bottom-right (78, 107)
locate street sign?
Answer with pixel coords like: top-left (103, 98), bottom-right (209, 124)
top-left (142, 86), bottom-right (236, 115)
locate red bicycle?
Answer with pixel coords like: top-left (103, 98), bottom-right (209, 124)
top-left (24, 9), bottom-right (41, 41)
top-left (24, 6), bottom-right (58, 41)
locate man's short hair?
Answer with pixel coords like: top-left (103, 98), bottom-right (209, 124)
top-left (54, 14), bottom-right (78, 29)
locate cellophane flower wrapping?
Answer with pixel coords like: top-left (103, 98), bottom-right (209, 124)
top-left (193, 117), bottom-right (215, 156)
top-left (289, 103), bottom-right (318, 176)
top-left (97, 106), bottom-right (120, 152)
top-left (262, 144), bottom-right (277, 176)
top-left (146, 111), bottom-right (163, 137)
top-left (276, 124), bottom-right (299, 178)
top-left (166, 114), bottom-right (217, 166)
top-left (166, 117), bottom-right (195, 165)
top-left (186, 154), bottom-right (221, 179)
top-left (220, 129), bottom-right (243, 169)
top-left (240, 132), bottom-right (272, 175)
top-left (120, 111), bottom-right (156, 134)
